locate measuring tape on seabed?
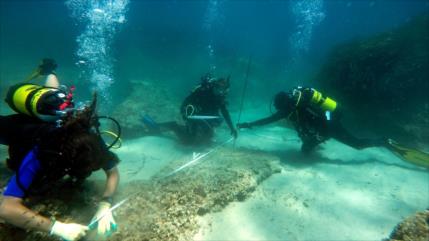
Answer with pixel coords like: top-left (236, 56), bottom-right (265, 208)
top-left (85, 137), bottom-right (233, 238)
top-left (162, 137), bottom-right (234, 178)
top-left (87, 198), bottom-right (129, 229)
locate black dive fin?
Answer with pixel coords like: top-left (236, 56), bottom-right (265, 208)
top-left (387, 139), bottom-right (429, 169)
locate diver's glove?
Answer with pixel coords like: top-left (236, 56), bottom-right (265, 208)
top-left (91, 201), bottom-right (117, 236)
top-left (231, 128), bottom-right (238, 139)
top-left (237, 122), bottom-right (252, 129)
top-left (38, 58), bottom-right (57, 75)
top-left (50, 221), bottom-right (88, 241)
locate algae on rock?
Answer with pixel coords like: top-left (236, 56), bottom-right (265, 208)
top-left (110, 147), bottom-right (281, 241)
top-left (316, 14), bottom-right (429, 145)
top-left (385, 210), bottom-right (429, 241)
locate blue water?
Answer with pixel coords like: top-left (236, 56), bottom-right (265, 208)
top-left (1, 0), bottom-right (428, 105)
top-left (1, 1), bottom-right (429, 240)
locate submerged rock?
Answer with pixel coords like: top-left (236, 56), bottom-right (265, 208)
top-left (385, 210), bottom-right (429, 241)
top-left (109, 147), bottom-right (281, 241)
top-left (0, 178), bottom-right (102, 241)
top-left (316, 14), bottom-right (429, 145)
top-left (0, 146), bottom-right (12, 189)
top-left (112, 80), bottom-right (180, 138)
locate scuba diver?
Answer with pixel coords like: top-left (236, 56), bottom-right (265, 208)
top-left (237, 86), bottom-right (429, 169)
top-left (237, 86), bottom-right (387, 153)
top-left (144, 74), bottom-right (237, 145)
top-left (0, 80), bottom-right (121, 240)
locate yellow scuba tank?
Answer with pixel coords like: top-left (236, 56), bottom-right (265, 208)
top-left (308, 88), bottom-right (337, 112)
top-left (5, 83), bottom-right (68, 122)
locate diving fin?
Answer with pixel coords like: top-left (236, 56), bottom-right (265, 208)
top-left (387, 139), bottom-right (429, 169)
top-left (141, 114), bottom-right (161, 134)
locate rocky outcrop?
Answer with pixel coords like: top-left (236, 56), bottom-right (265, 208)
top-left (316, 14), bottom-right (429, 145)
top-left (386, 210), bottom-right (429, 241)
top-left (111, 79), bottom-right (181, 138)
top-left (109, 148), bottom-right (281, 241)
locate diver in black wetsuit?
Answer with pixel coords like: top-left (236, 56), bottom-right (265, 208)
top-left (237, 86), bottom-right (387, 153)
top-left (153, 74), bottom-right (237, 145)
top-left (0, 82), bottom-right (120, 240)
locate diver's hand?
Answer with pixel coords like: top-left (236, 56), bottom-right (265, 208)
top-left (91, 201), bottom-right (116, 236)
top-left (237, 122), bottom-right (252, 129)
top-left (231, 129), bottom-right (238, 139)
top-left (38, 58), bottom-right (57, 75)
top-left (50, 221), bottom-right (88, 241)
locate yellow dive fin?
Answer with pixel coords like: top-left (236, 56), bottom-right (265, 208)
top-left (387, 139), bottom-right (429, 169)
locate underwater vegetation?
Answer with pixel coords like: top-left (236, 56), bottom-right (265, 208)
top-left (0, 148), bottom-right (281, 240)
top-left (316, 14), bottom-right (429, 145)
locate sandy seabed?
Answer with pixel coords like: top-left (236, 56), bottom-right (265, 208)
top-left (110, 123), bottom-right (428, 241)
top-left (0, 110), bottom-right (428, 241)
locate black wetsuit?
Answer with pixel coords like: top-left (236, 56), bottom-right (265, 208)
top-left (160, 84), bottom-right (235, 145)
top-left (0, 114), bottom-right (56, 167)
top-left (248, 89), bottom-right (385, 153)
top-left (1, 114), bottom-right (118, 196)
top-left (0, 114), bottom-right (65, 195)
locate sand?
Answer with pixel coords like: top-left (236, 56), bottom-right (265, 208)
top-left (192, 126), bottom-right (429, 240)
top-left (2, 106), bottom-right (428, 240)
top-left (89, 120), bottom-right (429, 240)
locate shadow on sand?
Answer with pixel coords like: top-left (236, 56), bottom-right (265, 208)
top-left (238, 147), bottom-right (428, 173)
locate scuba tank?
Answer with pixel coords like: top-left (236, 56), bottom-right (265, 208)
top-left (293, 86), bottom-right (337, 112)
top-left (309, 88), bottom-right (337, 112)
top-left (5, 83), bottom-right (74, 122)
